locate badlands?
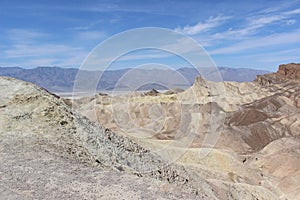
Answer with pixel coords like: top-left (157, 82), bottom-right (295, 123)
top-left (0, 63), bottom-right (299, 199)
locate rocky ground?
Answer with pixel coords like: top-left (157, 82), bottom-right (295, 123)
top-left (0, 63), bottom-right (299, 199)
top-left (0, 76), bottom-right (206, 199)
top-left (72, 63), bottom-right (300, 199)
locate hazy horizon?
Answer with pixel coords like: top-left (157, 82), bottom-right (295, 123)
top-left (0, 64), bottom-right (274, 72)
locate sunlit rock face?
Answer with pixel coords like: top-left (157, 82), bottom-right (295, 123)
top-left (72, 64), bottom-right (300, 199)
top-left (1, 63), bottom-right (299, 199)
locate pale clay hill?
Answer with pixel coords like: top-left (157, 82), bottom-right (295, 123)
top-left (0, 63), bottom-right (299, 199)
top-left (72, 63), bottom-right (300, 200)
top-left (0, 76), bottom-right (281, 199)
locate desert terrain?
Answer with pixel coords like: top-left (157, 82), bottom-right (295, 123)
top-left (0, 63), bottom-right (299, 199)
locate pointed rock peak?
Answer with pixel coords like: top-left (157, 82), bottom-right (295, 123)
top-left (193, 76), bottom-right (207, 87)
top-left (195, 76), bottom-right (206, 84)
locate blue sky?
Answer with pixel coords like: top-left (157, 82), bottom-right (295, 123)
top-left (0, 0), bottom-right (300, 71)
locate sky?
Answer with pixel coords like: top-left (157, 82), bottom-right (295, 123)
top-left (0, 0), bottom-right (300, 71)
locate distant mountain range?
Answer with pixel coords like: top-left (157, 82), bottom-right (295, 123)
top-left (0, 66), bottom-right (270, 92)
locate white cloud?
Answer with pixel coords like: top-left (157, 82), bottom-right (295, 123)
top-left (196, 6), bottom-right (300, 47)
top-left (248, 15), bottom-right (285, 28)
top-left (175, 6), bottom-right (300, 38)
top-left (246, 7), bottom-right (300, 30)
top-left (2, 28), bottom-right (103, 67)
top-left (160, 37), bottom-right (204, 54)
top-left (175, 16), bottom-right (231, 35)
top-left (173, 6), bottom-right (300, 52)
top-left (58, 52), bottom-right (88, 66)
top-left (4, 44), bottom-right (81, 58)
top-left (6, 29), bottom-right (48, 44)
top-left (22, 58), bottom-right (59, 66)
top-left (209, 28), bottom-right (300, 55)
top-left (3, 40), bottom-right (88, 67)
top-left (75, 30), bottom-right (107, 41)
top-left (283, 8), bottom-right (300, 15)
top-left (118, 51), bottom-right (169, 61)
top-left (68, 19), bottom-right (105, 31)
top-left (232, 48), bottom-right (300, 64)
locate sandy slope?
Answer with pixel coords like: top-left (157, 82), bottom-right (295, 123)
top-left (71, 64), bottom-right (300, 199)
top-left (1, 76), bottom-right (284, 199)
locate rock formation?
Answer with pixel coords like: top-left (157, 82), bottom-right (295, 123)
top-left (71, 63), bottom-right (300, 199)
top-left (1, 63), bottom-right (299, 199)
top-left (0, 76), bottom-right (283, 199)
top-left (255, 63), bottom-right (300, 85)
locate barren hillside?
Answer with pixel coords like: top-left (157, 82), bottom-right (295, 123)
top-left (72, 63), bottom-right (300, 199)
top-left (0, 75), bottom-right (284, 199)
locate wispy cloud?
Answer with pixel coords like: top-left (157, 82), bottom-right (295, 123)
top-left (2, 28), bottom-right (90, 67)
top-left (2, 43), bottom-right (88, 67)
top-left (75, 30), bottom-right (107, 41)
top-left (175, 16), bottom-right (231, 35)
top-left (209, 28), bottom-right (300, 55)
top-left (247, 7), bottom-right (300, 29)
top-left (194, 5), bottom-right (300, 51)
top-left (118, 51), bottom-right (170, 61)
top-left (248, 15), bottom-right (285, 28)
top-left (227, 48), bottom-right (300, 66)
top-left (2, 1), bottom-right (300, 70)
top-left (4, 44), bottom-right (81, 58)
top-left (68, 19), bottom-right (105, 31)
top-left (178, 5), bottom-right (300, 43)
top-left (6, 29), bottom-right (48, 44)
top-left (214, 7), bottom-right (300, 40)
top-left (283, 8), bottom-right (300, 15)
